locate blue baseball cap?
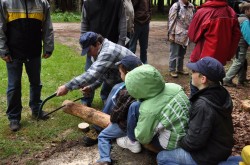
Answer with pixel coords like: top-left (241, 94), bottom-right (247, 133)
top-left (186, 57), bottom-right (225, 82)
top-left (115, 55), bottom-right (143, 71)
top-left (79, 32), bottom-right (98, 56)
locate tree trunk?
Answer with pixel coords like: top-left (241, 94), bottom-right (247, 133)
top-left (62, 100), bottom-right (160, 153)
top-left (49, 0), bottom-right (56, 12)
top-left (157, 0), bottom-right (165, 13)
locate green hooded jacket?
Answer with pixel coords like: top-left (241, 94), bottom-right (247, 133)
top-left (125, 65), bottom-right (190, 150)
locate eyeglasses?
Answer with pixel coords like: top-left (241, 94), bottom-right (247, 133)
top-left (191, 70), bottom-right (197, 73)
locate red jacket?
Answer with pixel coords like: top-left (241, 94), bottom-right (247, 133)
top-left (188, 0), bottom-right (241, 65)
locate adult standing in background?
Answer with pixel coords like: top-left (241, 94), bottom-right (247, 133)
top-left (124, 0), bottom-right (135, 48)
top-left (129, 0), bottom-right (152, 64)
top-left (0, 0), bottom-right (54, 132)
top-left (167, 0), bottom-right (194, 78)
top-left (224, 2), bottom-right (250, 87)
top-left (80, 0), bottom-right (127, 107)
top-left (187, 0), bottom-right (241, 95)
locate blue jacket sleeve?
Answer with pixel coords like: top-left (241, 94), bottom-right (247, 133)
top-left (241, 19), bottom-right (250, 45)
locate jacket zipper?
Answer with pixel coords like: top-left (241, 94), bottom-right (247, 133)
top-left (24, 0), bottom-right (28, 18)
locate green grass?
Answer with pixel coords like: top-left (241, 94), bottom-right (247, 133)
top-left (151, 12), bottom-right (168, 21)
top-left (51, 11), bottom-right (81, 22)
top-left (0, 43), bottom-right (102, 159)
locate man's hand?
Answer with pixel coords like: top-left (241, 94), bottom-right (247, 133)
top-left (56, 85), bottom-right (69, 96)
top-left (80, 86), bottom-right (92, 96)
top-left (1, 55), bottom-right (12, 62)
top-left (42, 53), bottom-right (51, 59)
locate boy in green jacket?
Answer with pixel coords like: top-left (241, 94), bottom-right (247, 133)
top-left (117, 64), bottom-right (190, 152)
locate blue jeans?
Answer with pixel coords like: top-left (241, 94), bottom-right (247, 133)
top-left (93, 82), bottom-right (125, 132)
top-left (6, 57), bottom-right (42, 121)
top-left (169, 42), bottom-right (187, 72)
top-left (129, 23), bottom-right (149, 64)
top-left (157, 148), bottom-right (197, 165)
top-left (218, 156), bottom-right (242, 165)
top-left (81, 55), bottom-right (94, 106)
top-left (97, 123), bottom-right (126, 163)
top-left (127, 101), bottom-right (141, 141)
top-left (81, 55), bottom-right (117, 106)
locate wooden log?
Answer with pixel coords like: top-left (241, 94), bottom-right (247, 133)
top-left (241, 100), bottom-right (250, 112)
top-left (62, 100), bottom-right (110, 128)
top-left (62, 100), bottom-right (159, 153)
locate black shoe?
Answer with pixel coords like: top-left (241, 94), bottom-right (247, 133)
top-left (82, 136), bottom-right (98, 147)
top-left (9, 120), bottom-right (21, 132)
top-left (32, 111), bottom-right (50, 120)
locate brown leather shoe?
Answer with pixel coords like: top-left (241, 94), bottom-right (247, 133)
top-left (170, 71), bottom-right (178, 78)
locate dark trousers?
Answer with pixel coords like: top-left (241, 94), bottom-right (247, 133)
top-left (6, 57), bottom-right (42, 121)
top-left (81, 55), bottom-right (115, 106)
top-left (129, 23), bottom-right (149, 64)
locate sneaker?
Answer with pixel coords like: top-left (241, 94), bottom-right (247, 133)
top-left (89, 161), bottom-right (111, 165)
top-left (177, 70), bottom-right (189, 75)
top-left (32, 111), bottom-right (50, 120)
top-left (9, 120), bottom-right (21, 132)
top-left (116, 136), bottom-right (141, 153)
top-left (169, 71), bottom-right (178, 78)
top-left (223, 81), bottom-right (236, 87)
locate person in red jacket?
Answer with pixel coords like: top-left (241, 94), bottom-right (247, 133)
top-left (188, 0), bottom-right (241, 96)
top-left (188, 0), bottom-right (241, 65)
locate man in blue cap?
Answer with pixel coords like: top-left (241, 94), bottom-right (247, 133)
top-left (56, 31), bottom-right (135, 100)
top-left (157, 57), bottom-right (235, 165)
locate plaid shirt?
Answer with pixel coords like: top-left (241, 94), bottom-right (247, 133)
top-left (65, 39), bottom-right (135, 90)
top-left (110, 88), bottom-right (135, 131)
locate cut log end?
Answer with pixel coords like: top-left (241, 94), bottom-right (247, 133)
top-left (78, 122), bottom-right (90, 132)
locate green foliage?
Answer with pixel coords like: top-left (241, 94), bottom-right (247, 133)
top-left (0, 43), bottom-right (102, 159)
top-left (51, 11), bottom-right (81, 22)
top-left (151, 12), bottom-right (168, 21)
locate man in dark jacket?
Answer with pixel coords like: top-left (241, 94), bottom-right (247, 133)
top-left (129, 0), bottom-right (151, 64)
top-left (0, 0), bottom-right (54, 132)
top-left (157, 57), bottom-right (234, 165)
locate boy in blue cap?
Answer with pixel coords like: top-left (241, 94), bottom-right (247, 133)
top-left (157, 57), bottom-right (235, 165)
top-left (89, 55), bottom-right (142, 165)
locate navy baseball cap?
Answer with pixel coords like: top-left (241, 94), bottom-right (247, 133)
top-left (79, 32), bottom-right (98, 56)
top-left (186, 57), bottom-right (225, 82)
top-left (115, 55), bottom-right (143, 71)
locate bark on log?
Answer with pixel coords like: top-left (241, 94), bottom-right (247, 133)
top-left (62, 100), bottom-right (110, 128)
top-left (62, 100), bottom-right (159, 153)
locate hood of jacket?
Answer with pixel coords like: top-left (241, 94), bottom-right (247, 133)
top-left (190, 84), bottom-right (233, 118)
top-left (197, 0), bottom-right (228, 9)
top-left (125, 64), bottom-right (165, 100)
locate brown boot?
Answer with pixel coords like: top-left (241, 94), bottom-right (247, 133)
top-left (170, 71), bottom-right (178, 78)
